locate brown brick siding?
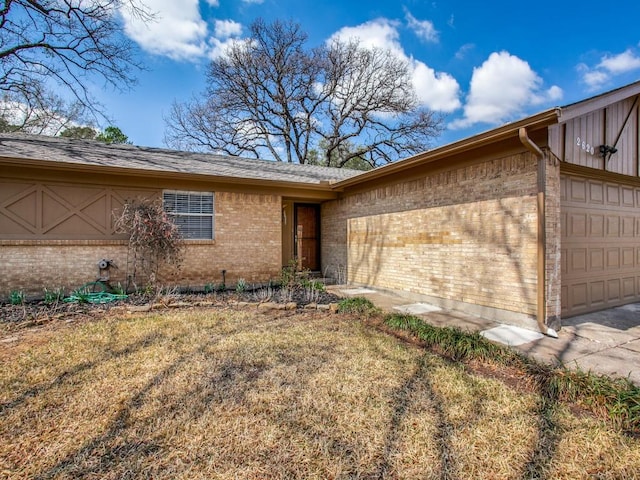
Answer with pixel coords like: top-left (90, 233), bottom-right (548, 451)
top-left (0, 191), bottom-right (282, 300)
top-left (322, 152), bottom-right (543, 318)
top-left (0, 241), bottom-right (129, 299)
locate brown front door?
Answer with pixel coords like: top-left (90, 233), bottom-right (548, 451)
top-left (295, 204), bottom-right (320, 271)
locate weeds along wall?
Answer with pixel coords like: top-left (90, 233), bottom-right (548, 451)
top-left (322, 149), bottom-right (553, 327)
top-left (0, 174), bottom-right (282, 299)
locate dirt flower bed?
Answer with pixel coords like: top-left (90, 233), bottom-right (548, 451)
top-left (0, 287), bottom-right (343, 330)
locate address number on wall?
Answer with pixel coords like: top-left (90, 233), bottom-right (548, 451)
top-left (576, 137), bottom-right (595, 155)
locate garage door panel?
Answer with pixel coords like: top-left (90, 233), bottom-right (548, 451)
top-left (606, 184), bottom-right (620, 205)
top-left (606, 248), bottom-right (620, 269)
top-left (590, 281), bottom-right (605, 306)
top-left (590, 248), bottom-right (604, 271)
top-left (571, 248), bottom-right (587, 272)
top-left (562, 174), bottom-right (640, 317)
top-left (569, 213), bottom-right (587, 236)
top-left (622, 216), bottom-right (635, 235)
top-left (622, 248), bottom-right (634, 268)
top-left (622, 277), bottom-right (636, 299)
top-left (589, 182), bottom-right (604, 203)
top-left (607, 278), bottom-right (621, 303)
top-left (570, 283), bottom-right (588, 310)
top-left (606, 216), bottom-right (620, 236)
top-left (590, 214), bottom-right (605, 236)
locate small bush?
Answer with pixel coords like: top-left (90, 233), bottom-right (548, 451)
top-left (384, 313), bottom-right (517, 363)
top-left (43, 287), bottom-right (65, 304)
top-left (337, 297), bottom-right (379, 316)
top-left (236, 278), bottom-right (246, 293)
top-left (9, 290), bottom-right (24, 305)
top-left (114, 198), bottom-right (184, 291)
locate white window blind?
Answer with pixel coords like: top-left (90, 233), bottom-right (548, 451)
top-left (163, 191), bottom-right (214, 239)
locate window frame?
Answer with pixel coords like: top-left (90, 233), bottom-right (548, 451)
top-left (162, 190), bottom-right (215, 240)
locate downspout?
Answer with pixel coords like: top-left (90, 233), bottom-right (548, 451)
top-left (518, 128), bottom-right (559, 338)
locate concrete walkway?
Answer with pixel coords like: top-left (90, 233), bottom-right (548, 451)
top-left (330, 286), bottom-right (640, 386)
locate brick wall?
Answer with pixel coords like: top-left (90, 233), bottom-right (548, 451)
top-left (0, 191), bottom-right (282, 299)
top-left (322, 152), bottom-right (542, 321)
top-left (0, 241), bottom-right (129, 298)
top-left (544, 154), bottom-right (562, 329)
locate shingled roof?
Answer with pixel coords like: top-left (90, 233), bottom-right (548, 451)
top-left (0, 133), bottom-right (363, 185)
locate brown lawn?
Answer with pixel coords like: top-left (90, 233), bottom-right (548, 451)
top-left (1, 308), bottom-right (639, 479)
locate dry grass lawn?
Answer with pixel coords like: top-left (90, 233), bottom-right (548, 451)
top-left (1, 308), bottom-right (639, 479)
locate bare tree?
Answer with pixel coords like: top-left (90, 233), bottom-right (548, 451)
top-left (0, 0), bottom-right (152, 124)
top-left (165, 19), bottom-right (443, 167)
top-left (0, 83), bottom-right (91, 135)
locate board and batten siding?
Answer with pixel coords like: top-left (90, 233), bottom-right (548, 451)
top-left (560, 95), bottom-right (639, 176)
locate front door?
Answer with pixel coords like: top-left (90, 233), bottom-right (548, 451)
top-left (294, 204), bottom-right (320, 271)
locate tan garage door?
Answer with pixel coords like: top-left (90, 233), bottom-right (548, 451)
top-left (561, 174), bottom-right (640, 317)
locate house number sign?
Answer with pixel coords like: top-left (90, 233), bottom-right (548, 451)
top-left (576, 136), bottom-right (595, 155)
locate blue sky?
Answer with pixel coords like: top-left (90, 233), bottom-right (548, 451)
top-left (103, 0), bottom-right (640, 150)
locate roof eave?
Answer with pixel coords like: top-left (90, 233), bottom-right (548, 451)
top-left (558, 80), bottom-right (640, 123)
top-left (0, 156), bottom-right (336, 193)
top-left (330, 108), bottom-right (561, 190)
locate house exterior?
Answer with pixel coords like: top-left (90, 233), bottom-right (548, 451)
top-left (2, 80), bottom-right (640, 333)
top-left (0, 136), bottom-right (360, 298)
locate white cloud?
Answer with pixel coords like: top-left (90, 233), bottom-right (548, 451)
top-left (329, 18), bottom-right (404, 56)
top-left (120, 0), bottom-right (208, 60)
top-left (405, 10), bottom-right (438, 43)
top-left (241, 0), bottom-right (264, 3)
top-left (411, 62), bottom-right (461, 112)
top-left (579, 48), bottom-right (640, 90)
top-left (454, 43), bottom-right (474, 60)
top-left (208, 37), bottom-right (244, 60)
top-left (451, 51), bottom-right (562, 129)
top-left (447, 14), bottom-right (455, 28)
top-left (598, 49), bottom-right (640, 74)
top-left (119, 1), bottom-right (245, 60)
top-left (214, 19), bottom-right (242, 39)
top-left (580, 67), bottom-right (609, 90)
top-left (329, 19), bottom-right (461, 113)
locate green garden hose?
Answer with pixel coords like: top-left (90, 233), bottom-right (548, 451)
top-left (63, 282), bottom-right (128, 304)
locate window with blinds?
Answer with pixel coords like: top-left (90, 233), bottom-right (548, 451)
top-left (163, 191), bottom-right (214, 239)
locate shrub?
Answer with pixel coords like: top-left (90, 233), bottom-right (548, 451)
top-left (43, 288), bottom-right (65, 304)
top-left (114, 199), bottom-right (184, 292)
top-left (337, 297), bottom-right (379, 316)
top-left (9, 290), bottom-right (24, 305)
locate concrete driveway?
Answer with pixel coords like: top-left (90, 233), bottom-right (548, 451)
top-left (517, 303), bottom-right (640, 385)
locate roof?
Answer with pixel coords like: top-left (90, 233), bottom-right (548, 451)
top-left (0, 133), bottom-right (363, 186)
top-left (331, 108), bottom-right (561, 189)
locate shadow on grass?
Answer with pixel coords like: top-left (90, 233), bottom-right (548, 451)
top-left (32, 315), bottom-right (334, 479)
top-left (520, 393), bottom-right (561, 480)
top-left (380, 313), bottom-right (566, 479)
top-left (0, 331), bottom-right (166, 415)
top-left (372, 354), bottom-right (460, 480)
top-left (34, 342), bottom-right (211, 479)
